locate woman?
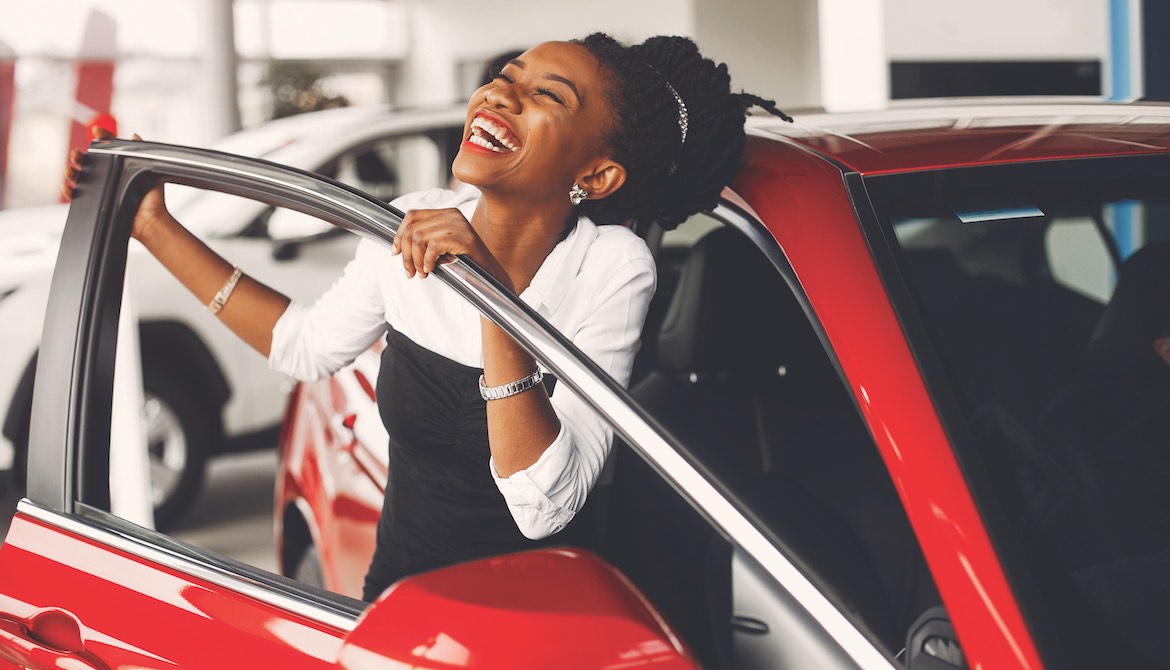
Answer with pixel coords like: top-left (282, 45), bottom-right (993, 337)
top-left (64, 33), bottom-right (789, 602)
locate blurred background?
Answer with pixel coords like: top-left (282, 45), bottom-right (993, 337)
top-left (1, 0), bottom-right (1166, 210)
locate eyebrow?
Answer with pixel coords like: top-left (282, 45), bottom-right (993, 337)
top-left (506, 58), bottom-right (582, 104)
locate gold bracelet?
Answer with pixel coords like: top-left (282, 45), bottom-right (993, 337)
top-left (207, 266), bottom-right (243, 315)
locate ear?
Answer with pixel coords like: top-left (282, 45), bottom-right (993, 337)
top-left (1155, 337), bottom-right (1170, 367)
top-left (576, 160), bottom-right (627, 202)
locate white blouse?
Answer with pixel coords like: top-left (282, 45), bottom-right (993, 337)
top-left (268, 187), bottom-right (657, 539)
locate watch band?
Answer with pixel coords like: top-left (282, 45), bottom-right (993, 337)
top-left (207, 266), bottom-right (243, 315)
top-left (479, 369), bottom-right (544, 401)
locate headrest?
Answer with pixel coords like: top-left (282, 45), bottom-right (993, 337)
top-left (1087, 241), bottom-right (1170, 374)
top-left (655, 227), bottom-right (817, 381)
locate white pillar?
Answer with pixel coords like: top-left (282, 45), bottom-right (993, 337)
top-left (694, 0), bottom-right (822, 110)
top-left (818, 0), bottom-right (887, 111)
top-left (111, 267), bottom-right (154, 529)
top-left (196, 0), bottom-right (241, 142)
top-left (393, 1), bottom-right (460, 107)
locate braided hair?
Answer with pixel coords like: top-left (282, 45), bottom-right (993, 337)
top-left (573, 33), bottom-right (791, 230)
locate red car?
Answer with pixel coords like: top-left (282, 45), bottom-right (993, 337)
top-left (4, 102), bottom-right (1170, 669)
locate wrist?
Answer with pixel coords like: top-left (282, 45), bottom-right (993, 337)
top-left (133, 210), bottom-right (172, 247)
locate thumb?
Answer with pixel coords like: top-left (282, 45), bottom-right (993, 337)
top-left (132, 133), bottom-right (143, 141)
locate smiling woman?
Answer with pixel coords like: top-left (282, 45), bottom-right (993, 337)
top-left (62, 32), bottom-right (789, 603)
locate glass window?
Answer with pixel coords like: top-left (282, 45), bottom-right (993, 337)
top-left (869, 160), bottom-right (1170, 667)
top-left (328, 135), bottom-right (444, 203)
top-left (620, 212), bottom-right (942, 664)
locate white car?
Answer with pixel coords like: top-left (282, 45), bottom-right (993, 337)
top-left (0, 104), bottom-right (467, 527)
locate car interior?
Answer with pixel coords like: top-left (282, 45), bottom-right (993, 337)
top-left (874, 172), bottom-right (1170, 668)
top-left (553, 213), bottom-right (945, 667)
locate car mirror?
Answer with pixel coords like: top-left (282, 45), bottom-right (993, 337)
top-left (333, 548), bottom-right (697, 669)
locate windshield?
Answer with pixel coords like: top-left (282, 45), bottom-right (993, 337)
top-left (867, 156), bottom-right (1170, 668)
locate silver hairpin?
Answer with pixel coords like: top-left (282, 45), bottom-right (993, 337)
top-left (664, 82), bottom-right (689, 146)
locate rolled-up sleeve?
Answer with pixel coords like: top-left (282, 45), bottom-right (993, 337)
top-left (490, 252), bottom-right (656, 539)
top-left (268, 238), bottom-right (391, 380)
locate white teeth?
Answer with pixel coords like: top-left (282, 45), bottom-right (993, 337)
top-left (471, 116), bottom-right (519, 152)
top-left (469, 134), bottom-right (505, 152)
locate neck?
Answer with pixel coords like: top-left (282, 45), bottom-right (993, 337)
top-left (470, 191), bottom-right (575, 293)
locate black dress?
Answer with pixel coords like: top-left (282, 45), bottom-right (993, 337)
top-left (362, 325), bottom-right (575, 601)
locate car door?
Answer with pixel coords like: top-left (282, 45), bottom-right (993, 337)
top-left (0, 139), bottom-right (692, 669)
top-left (0, 139), bottom-right (895, 669)
top-left (0, 141), bottom-right (396, 668)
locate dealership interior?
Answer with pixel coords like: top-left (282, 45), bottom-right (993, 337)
top-left (1, 1), bottom-right (1169, 668)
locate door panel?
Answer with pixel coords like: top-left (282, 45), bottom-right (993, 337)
top-left (0, 507), bottom-right (349, 668)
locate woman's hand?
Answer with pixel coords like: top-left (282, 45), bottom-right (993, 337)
top-left (61, 126), bottom-right (169, 241)
top-left (393, 208), bottom-right (505, 284)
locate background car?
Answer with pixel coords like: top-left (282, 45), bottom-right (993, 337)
top-left (276, 102), bottom-right (1170, 669)
top-left (0, 104), bottom-right (465, 527)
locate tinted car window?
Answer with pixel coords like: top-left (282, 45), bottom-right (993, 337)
top-left (868, 158), bottom-right (1170, 667)
top-left (621, 212), bottom-right (942, 664)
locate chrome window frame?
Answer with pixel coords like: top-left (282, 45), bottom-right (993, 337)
top-left (27, 140), bottom-right (892, 669)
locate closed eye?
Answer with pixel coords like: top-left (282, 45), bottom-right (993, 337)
top-left (488, 65), bottom-right (513, 84)
top-left (536, 88), bottom-right (565, 105)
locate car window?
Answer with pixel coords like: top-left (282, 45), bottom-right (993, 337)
top-left (168, 132), bottom-right (448, 240)
top-left (869, 159), bottom-right (1170, 668)
top-left (1044, 214), bottom-right (1115, 303)
top-left (620, 212), bottom-right (944, 665)
top-left (329, 135), bottom-right (445, 202)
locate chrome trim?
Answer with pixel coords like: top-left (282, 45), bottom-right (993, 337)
top-left (15, 499), bottom-right (358, 633)
top-left (89, 141), bottom-right (404, 249)
top-left (79, 143), bottom-right (889, 667)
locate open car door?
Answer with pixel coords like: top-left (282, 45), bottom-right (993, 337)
top-left (0, 141), bottom-right (700, 669)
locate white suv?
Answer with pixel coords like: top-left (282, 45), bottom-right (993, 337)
top-left (0, 105), bottom-right (466, 527)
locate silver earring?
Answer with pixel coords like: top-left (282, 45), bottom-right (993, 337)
top-left (569, 183), bottom-right (588, 206)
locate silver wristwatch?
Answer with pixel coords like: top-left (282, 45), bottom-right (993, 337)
top-left (478, 369), bottom-right (544, 401)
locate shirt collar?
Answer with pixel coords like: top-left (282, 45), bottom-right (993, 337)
top-left (519, 215), bottom-right (598, 315)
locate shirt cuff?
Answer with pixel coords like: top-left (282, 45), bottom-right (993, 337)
top-left (490, 420), bottom-right (577, 539)
top-left (267, 300), bottom-right (308, 376)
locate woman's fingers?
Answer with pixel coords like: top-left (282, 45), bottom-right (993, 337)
top-left (64, 127), bottom-right (137, 202)
top-left (421, 240), bottom-right (445, 276)
top-left (394, 208), bottom-right (483, 279)
top-left (62, 148), bottom-right (86, 201)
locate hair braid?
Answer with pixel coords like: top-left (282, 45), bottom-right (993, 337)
top-left (574, 33), bottom-right (790, 230)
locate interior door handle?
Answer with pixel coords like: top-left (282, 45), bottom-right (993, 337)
top-left (0, 607), bottom-right (107, 669)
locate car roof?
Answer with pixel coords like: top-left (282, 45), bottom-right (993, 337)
top-left (211, 104), bottom-right (467, 169)
top-left (748, 100), bottom-right (1170, 174)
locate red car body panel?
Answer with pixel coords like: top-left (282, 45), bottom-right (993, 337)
top-left (756, 106), bottom-right (1170, 174)
top-left (0, 513), bottom-right (346, 668)
top-left (340, 548), bottom-right (694, 669)
top-left (277, 382), bottom-right (381, 599)
top-left (731, 135), bottom-right (1043, 669)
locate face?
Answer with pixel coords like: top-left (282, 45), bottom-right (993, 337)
top-left (452, 41), bottom-right (620, 204)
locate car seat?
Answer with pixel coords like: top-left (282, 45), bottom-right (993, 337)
top-left (606, 227), bottom-right (938, 662)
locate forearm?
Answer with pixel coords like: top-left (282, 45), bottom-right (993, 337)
top-left (138, 212), bottom-right (291, 357)
top-left (481, 316), bottom-right (561, 477)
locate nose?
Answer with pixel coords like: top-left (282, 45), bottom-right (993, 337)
top-left (483, 81), bottom-right (520, 113)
